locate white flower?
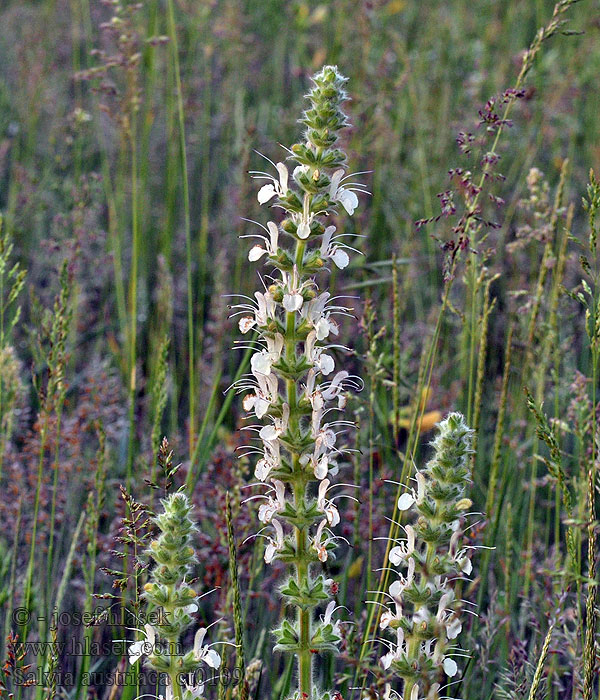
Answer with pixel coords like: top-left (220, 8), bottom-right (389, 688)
top-left (380, 599), bottom-right (402, 630)
top-left (317, 479), bottom-right (340, 527)
top-left (254, 438), bottom-right (281, 481)
top-left (259, 403), bottom-right (289, 441)
top-left (281, 268), bottom-right (306, 312)
top-left (251, 334), bottom-right (284, 376)
top-left (312, 519), bottom-right (331, 562)
top-left (380, 627), bottom-right (405, 670)
top-left (389, 557), bottom-right (415, 600)
top-left (321, 370), bottom-right (349, 408)
top-left (296, 218), bottom-right (312, 239)
top-left (436, 592), bottom-right (462, 641)
top-left (243, 371), bottom-right (278, 419)
top-left (257, 162), bottom-right (289, 204)
top-left (397, 472), bottom-right (426, 511)
top-left (128, 624), bottom-right (156, 665)
top-left (449, 529), bottom-right (473, 575)
top-left (302, 424), bottom-right (337, 479)
top-left (193, 627), bottom-right (221, 668)
top-left (283, 293), bottom-right (303, 312)
top-left (182, 602), bottom-right (199, 616)
top-left (305, 331), bottom-right (335, 376)
top-left (389, 525), bottom-right (415, 566)
top-left (329, 169), bottom-right (359, 215)
top-left (264, 519), bottom-right (285, 563)
top-left (182, 675), bottom-right (205, 700)
top-left (320, 226), bottom-right (350, 269)
top-left (248, 221), bottom-right (279, 261)
top-left (238, 291), bottom-right (276, 333)
top-left (258, 480), bottom-right (286, 524)
top-left (321, 600), bottom-right (342, 637)
top-left (302, 293), bottom-right (339, 341)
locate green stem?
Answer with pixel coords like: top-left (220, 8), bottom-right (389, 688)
top-left (126, 103), bottom-right (140, 485)
top-left (166, 0), bottom-right (195, 459)
top-left (287, 237), bottom-right (312, 698)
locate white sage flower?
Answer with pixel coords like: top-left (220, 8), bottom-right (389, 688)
top-left (264, 519), bottom-right (285, 564)
top-left (251, 334), bottom-right (284, 376)
top-left (128, 624), bottom-right (156, 665)
top-left (320, 226), bottom-right (350, 269)
top-left (193, 627), bottom-right (221, 668)
top-left (257, 162), bottom-right (289, 204)
top-left (317, 479), bottom-right (340, 527)
top-left (243, 370), bottom-right (279, 419)
top-left (248, 221), bottom-right (280, 261)
top-left (258, 480), bottom-right (286, 524)
top-left (397, 472), bottom-right (426, 511)
top-left (329, 169), bottom-right (359, 215)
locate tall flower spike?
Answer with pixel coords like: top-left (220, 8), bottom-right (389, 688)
top-left (236, 65), bottom-right (365, 700)
top-left (378, 413), bottom-right (476, 700)
top-left (136, 492), bottom-right (221, 700)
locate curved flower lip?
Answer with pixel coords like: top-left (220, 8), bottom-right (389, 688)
top-left (127, 624), bottom-right (156, 665)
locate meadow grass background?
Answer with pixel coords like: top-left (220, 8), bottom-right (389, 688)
top-left (0, 0), bottom-right (599, 699)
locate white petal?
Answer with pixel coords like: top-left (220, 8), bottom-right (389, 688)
top-left (297, 221), bottom-right (311, 239)
top-left (238, 316), bottom-right (256, 334)
top-left (255, 458), bottom-right (271, 481)
top-left (276, 162), bottom-right (288, 192)
top-left (380, 610), bottom-right (393, 630)
top-left (264, 542), bottom-right (276, 563)
top-left (318, 354), bottom-right (335, 376)
top-left (389, 546), bottom-right (403, 567)
top-left (331, 248), bottom-right (350, 269)
top-left (193, 628), bottom-right (207, 656)
top-left (248, 245), bottom-right (268, 262)
top-left (254, 397), bottom-right (270, 419)
top-left (397, 493), bottom-right (415, 511)
top-left (314, 455), bottom-right (328, 480)
top-left (339, 189), bottom-right (359, 215)
top-left (323, 600), bottom-right (336, 625)
top-left (443, 657), bottom-right (458, 677)
top-left (259, 425), bottom-right (279, 441)
top-left (446, 616), bottom-right (462, 640)
top-left (267, 221), bottom-right (279, 252)
top-left (315, 318), bottom-right (331, 341)
top-left (128, 641), bottom-right (143, 665)
top-left (257, 184), bottom-right (276, 204)
top-left (380, 651), bottom-right (393, 670)
top-left (251, 352), bottom-right (272, 376)
top-left (283, 293), bottom-right (303, 312)
top-left (329, 169), bottom-right (344, 196)
top-left (204, 649), bottom-right (221, 669)
top-left (242, 394), bottom-right (257, 412)
top-left (460, 556), bottom-right (473, 575)
top-left (327, 506), bottom-right (340, 527)
top-left (389, 580), bottom-right (403, 599)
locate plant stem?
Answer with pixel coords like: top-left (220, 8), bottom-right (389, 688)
top-left (166, 0), bottom-right (195, 459)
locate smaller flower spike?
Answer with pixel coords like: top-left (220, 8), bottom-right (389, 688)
top-left (135, 492), bottom-right (221, 700)
top-left (378, 413), bottom-right (477, 700)
top-left (236, 65), bottom-right (367, 700)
